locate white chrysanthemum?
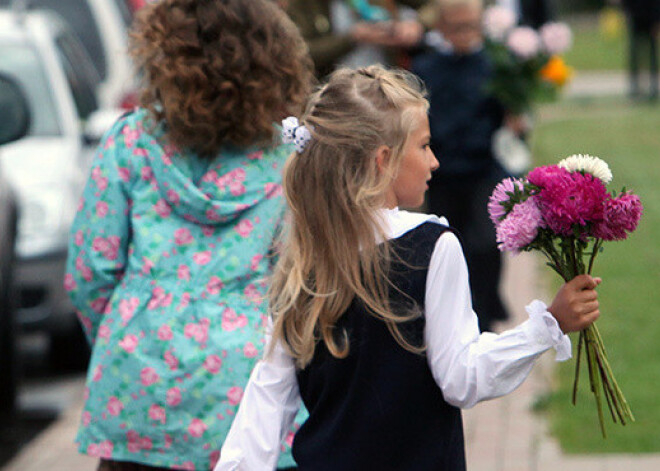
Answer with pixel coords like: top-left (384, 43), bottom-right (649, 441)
top-left (558, 154), bottom-right (613, 184)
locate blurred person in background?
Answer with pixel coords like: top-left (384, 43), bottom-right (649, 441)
top-left (413, 0), bottom-right (521, 332)
top-left (285, 0), bottom-right (433, 78)
top-left (621, 0), bottom-right (660, 101)
top-left (64, 0), bottom-right (313, 469)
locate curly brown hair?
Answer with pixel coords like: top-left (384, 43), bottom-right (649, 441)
top-left (130, 0), bottom-right (314, 156)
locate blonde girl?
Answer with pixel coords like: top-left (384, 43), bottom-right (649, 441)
top-left (215, 65), bottom-right (600, 471)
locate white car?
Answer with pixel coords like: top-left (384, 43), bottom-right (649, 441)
top-left (1, 0), bottom-right (138, 109)
top-left (0, 8), bottom-right (120, 366)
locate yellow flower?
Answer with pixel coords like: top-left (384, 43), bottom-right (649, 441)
top-left (539, 55), bottom-right (573, 87)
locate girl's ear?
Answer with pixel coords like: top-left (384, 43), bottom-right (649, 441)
top-left (375, 145), bottom-right (392, 175)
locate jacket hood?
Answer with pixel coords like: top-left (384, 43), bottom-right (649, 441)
top-left (131, 110), bottom-right (289, 226)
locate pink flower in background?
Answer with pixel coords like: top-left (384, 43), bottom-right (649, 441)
top-left (193, 251), bottom-right (212, 265)
top-left (174, 228), bottom-right (193, 245)
top-left (593, 193), bottom-right (643, 241)
top-left (221, 308), bottom-right (248, 332)
top-left (496, 197), bottom-right (543, 252)
top-left (506, 26), bottom-right (541, 59)
top-left (188, 418), bottom-right (208, 438)
top-left (107, 396), bottom-right (124, 416)
top-left (149, 404), bottom-right (167, 424)
top-left (483, 5), bottom-right (516, 40)
top-left (119, 334), bottom-right (139, 353)
top-left (154, 199), bottom-right (172, 218)
top-left (243, 342), bottom-right (259, 358)
top-left (119, 297), bottom-right (140, 323)
top-left (227, 386), bottom-right (244, 405)
top-left (487, 177), bottom-right (525, 226)
top-left (96, 201), bottom-right (109, 218)
top-left (166, 387), bottom-right (182, 407)
top-left (203, 354), bottom-right (223, 374)
top-left (140, 367), bottom-right (160, 386)
top-left (235, 219), bottom-right (254, 238)
top-left (539, 22), bottom-right (572, 55)
top-left (178, 264), bottom-right (191, 280)
top-left (157, 324), bottom-right (173, 341)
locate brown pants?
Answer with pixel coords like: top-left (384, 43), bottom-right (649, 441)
top-left (97, 460), bottom-right (172, 471)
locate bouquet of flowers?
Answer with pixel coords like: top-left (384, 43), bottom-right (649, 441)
top-left (488, 154), bottom-right (642, 437)
top-left (482, 6), bottom-right (573, 113)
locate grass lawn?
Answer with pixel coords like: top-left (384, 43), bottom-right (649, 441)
top-left (530, 97), bottom-right (660, 452)
top-left (562, 12), bottom-right (627, 71)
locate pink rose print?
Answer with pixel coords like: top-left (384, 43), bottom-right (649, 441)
top-left (174, 462), bottom-right (196, 470)
top-left (234, 219), bottom-right (254, 238)
top-left (202, 226), bottom-right (215, 237)
top-left (141, 166), bottom-right (153, 180)
top-left (96, 201), bottom-right (109, 218)
top-left (184, 318), bottom-right (209, 344)
top-left (63, 274), bottom-right (76, 292)
top-left (285, 431), bottom-right (295, 447)
top-left (165, 434), bottom-right (173, 449)
top-left (210, 450), bottom-right (221, 468)
top-left (119, 297), bottom-right (140, 324)
top-left (164, 350), bottom-right (179, 371)
top-left (250, 254), bottom-right (263, 271)
top-left (92, 236), bottom-right (121, 260)
top-left (90, 297), bottom-right (108, 314)
top-left (133, 147), bottom-right (148, 157)
top-left (178, 292), bottom-right (191, 310)
top-left (154, 199), bottom-right (172, 218)
top-left (188, 418), bottom-right (208, 438)
top-left (119, 334), bottom-right (139, 353)
top-left (201, 169), bottom-right (218, 183)
top-left (92, 365), bottom-right (103, 382)
top-left (149, 404), bottom-right (167, 424)
top-left (227, 386), bottom-right (244, 406)
top-left (74, 230), bottom-right (84, 246)
top-left (82, 411), bottom-right (92, 426)
top-left (118, 166), bottom-right (130, 182)
top-left (229, 180), bottom-right (246, 196)
top-left (174, 228), bottom-right (193, 245)
top-left (205, 208), bottom-right (223, 222)
top-left (166, 387), bottom-right (182, 407)
top-left (193, 251), bottom-right (212, 265)
top-left (141, 257), bottom-right (154, 275)
top-left (139, 436), bottom-right (153, 451)
top-left (122, 125), bottom-right (139, 148)
top-left (265, 182), bottom-right (283, 199)
top-left (206, 276), bottom-right (224, 295)
top-left (87, 440), bottom-right (114, 458)
top-left (147, 286), bottom-right (173, 310)
top-left (221, 308), bottom-right (247, 332)
top-left (244, 284), bottom-right (262, 304)
top-left (104, 135), bottom-right (115, 149)
top-left (177, 264), bottom-right (191, 280)
top-left (247, 151), bottom-right (263, 160)
top-left (157, 324), bottom-right (173, 341)
top-left (203, 354), bottom-right (223, 374)
top-left (98, 325), bottom-right (111, 341)
top-left (140, 367), bottom-right (160, 386)
top-left (167, 189), bottom-right (181, 206)
top-left (127, 430), bottom-right (140, 453)
top-left (243, 342), bottom-right (259, 358)
top-left (92, 167), bottom-right (108, 191)
top-left (107, 396), bottom-right (124, 416)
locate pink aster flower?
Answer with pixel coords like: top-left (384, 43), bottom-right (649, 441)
top-left (539, 22), bottom-right (573, 55)
top-left (593, 192), bottom-right (643, 241)
top-left (488, 177), bottom-right (525, 226)
top-left (496, 197), bottom-right (543, 252)
top-left (506, 26), bottom-right (541, 59)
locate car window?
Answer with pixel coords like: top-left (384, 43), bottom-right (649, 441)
top-left (54, 34), bottom-right (100, 120)
top-left (0, 0), bottom-right (108, 80)
top-left (0, 43), bottom-right (61, 137)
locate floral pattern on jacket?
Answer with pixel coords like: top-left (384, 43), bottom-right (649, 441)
top-left (65, 109), bottom-right (300, 469)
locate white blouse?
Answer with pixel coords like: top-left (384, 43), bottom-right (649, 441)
top-left (215, 208), bottom-right (571, 471)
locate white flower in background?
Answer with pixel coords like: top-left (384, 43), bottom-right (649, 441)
top-left (506, 26), bottom-right (541, 59)
top-left (539, 22), bottom-right (573, 55)
top-left (558, 154), bottom-right (613, 184)
top-left (483, 6), bottom-right (517, 41)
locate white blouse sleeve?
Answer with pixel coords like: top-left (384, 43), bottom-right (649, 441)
top-left (424, 231), bottom-right (572, 409)
top-left (215, 323), bottom-right (301, 471)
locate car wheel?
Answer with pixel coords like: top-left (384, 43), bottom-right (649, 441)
top-left (0, 214), bottom-right (19, 422)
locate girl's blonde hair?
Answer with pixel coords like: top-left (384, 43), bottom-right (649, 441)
top-left (269, 65), bottom-right (429, 369)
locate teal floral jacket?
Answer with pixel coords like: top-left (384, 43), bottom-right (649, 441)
top-left (65, 109), bottom-right (300, 469)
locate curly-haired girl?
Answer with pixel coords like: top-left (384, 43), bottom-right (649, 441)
top-left (215, 66), bottom-right (600, 470)
top-left (65, 1), bottom-right (313, 469)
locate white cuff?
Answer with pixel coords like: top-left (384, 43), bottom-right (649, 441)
top-left (525, 300), bottom-right (572, 362)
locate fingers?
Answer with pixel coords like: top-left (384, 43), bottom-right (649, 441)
top-left (569, 274), bottom-right (600, 291)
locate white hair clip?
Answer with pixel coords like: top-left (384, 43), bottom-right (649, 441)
top-left (282, 116), bottom-right (312, 153)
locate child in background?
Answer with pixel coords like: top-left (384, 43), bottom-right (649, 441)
top-left (413, 0), bottom-right (520, 332)
top-left (214, 65), bottom-right (600, 470)
top-left (64, 0), bottom-right (313, 469)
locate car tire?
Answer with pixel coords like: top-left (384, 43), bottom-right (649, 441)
top-left (0, 211), bottom-right (20, 422)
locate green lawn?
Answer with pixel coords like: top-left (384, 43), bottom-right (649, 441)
top-left (562, 13), bottom-right (626, 71)
top-left (530, 98), bottom-right (660, 452)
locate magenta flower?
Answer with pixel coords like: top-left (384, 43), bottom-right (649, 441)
top-left (488, 177), bottom-right (525, 226)
top-left (593, 192), bottom-right (643, 241)
top-left (496, 197), bottom-right (543, 252)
